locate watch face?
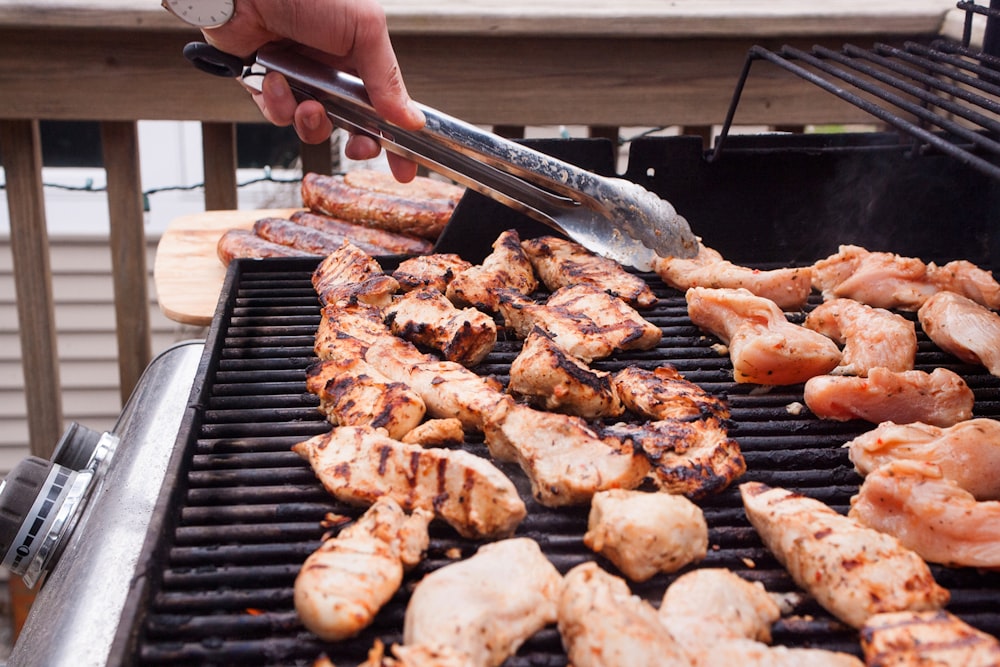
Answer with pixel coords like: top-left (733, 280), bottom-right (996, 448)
top-left (164, 0), bottom-right (235, 28)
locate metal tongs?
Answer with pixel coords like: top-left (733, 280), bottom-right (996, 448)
top-left (185, 42), bottom-right (699, 269)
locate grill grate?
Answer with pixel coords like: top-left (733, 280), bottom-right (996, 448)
top-left (714, 1), bottom-right (1000, 181)
top-left (116, 256), bottom-right (1000, 666)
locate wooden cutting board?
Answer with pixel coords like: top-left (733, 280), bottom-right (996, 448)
top-left (154, 208), bottom-right (304, 326)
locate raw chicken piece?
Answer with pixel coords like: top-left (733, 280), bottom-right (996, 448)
top-left (312, 242), bottom-right (399, 308)
top-left (305, 358), bottom-right (426, 440)
top-left (740, 481), bottom-right (949, 629)
top-left (659, 569), bottom-right (863, 667)
top-left (849, 460), bottom-right (1000, 570)
top-left (403, 538), bottom-right (562, 667)
top-left (391, 253), bottom-right (472, 293)
top-left (507, 328), bottom-right (624, 419)
top-left (861, 610), bottom-right (1000, 667)
top-left (384, 288), bottom-right (497, 367)
top-left (612, 364), bottom-right (730, 421)
top-left (343, 639), bottom-right (473, 667)
top-left (482, 400), bottom-right (649, 507)
top-left (929, 258), bottom-right (1000, 309)
top-left (293, 426), bottom-right (525, 539)
top-left (583, 489), bottom-right (707, 582)
top-left (521, 235), bottom-right (657, 308)
top-left (686, 287), bottom-right (841, 385)
top-left (445, 229), bottom-right (537, 312)
top-left (803, 298), bottom-right (917, 375)
top-left (846, 418), bottom-right (1000, 500)
top-left (601, 417), bottom-right (745, 498)
top-left (557, 562), bottom-right (694, 667)
top-left (654, 242), bottom-right (813, 310)
top-left (803, 366), bottom-right (974, 427)
top-left (498, 284), bottom-right (662, 363)
top-left (294, 497), bottom-right (431, 641)
top-left (918, 290), bottom-right (1000, 377)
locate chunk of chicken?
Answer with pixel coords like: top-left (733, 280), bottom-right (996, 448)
top-left (861, 610), bottom-right (1000, 667)
top-left (918, 290), bottom-right (1000, 377)
top-left (686, 287), bottom-right (841, 385)
top-left (314, 302), bottom-right (401, 362)
top-left (521, 235), bottom-right (657, 308)
top-left (740, 481), bottom-right (949, 628)
top-left (482, 400), bottom-right (649, 506)
top-left (384, 288), bottom-right (497, 367)
top-left (312, 242), bottom-right (399, 308)
top-left (498, 285), bottom-right (662, 363)
top-left (391, 253), bottom-right (472, 293)
top-left (803, 366), bottom-right (974, 427)
top-left (294, 497), bottom-right (432, 641)
top-left (293, 426), bottom-right (525, 539)
top-left (557, 562), bottom-right (694, 667)
top-left (601, 416), bottom-right (745, 498)
top-left (846, 418), bottom-right (1000, 500)
top-left (399, 418), bottom-right (465, 448)
top-left (654, 242), bottom-right (813, 310)
top-left (305, 358), bottom-right (426, 440)
top-left (445, 229), bottom-right (537, 312)
top-left (403, 538), bottom-right (562, 667)
top-left (508, 328), bottom-right (625, 419)
top-left (583, 489), bottom-right (707, 582)
top-left (693, 639), bottom-right (864, 667)
top-left (612, 364), bottom-right (730, 421)
top-left (849, 460), bottom-right (1000, 570)
top-left (803, 298), bottom-right (917, 375)
top-left (346, 639), bottom-right (473, 667)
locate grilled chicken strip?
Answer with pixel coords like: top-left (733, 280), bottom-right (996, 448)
top-left (659, 569), bottom-right (863, 667)
top-left (918, 290), bottom-right (1000, 377)
top-left (654, 242), bottom-right (813, 310)
top-left (850, 460), bottom-right (1000, 570)
top-left (384, 288), bottom-right (497, 367)
top-left (399, 418), bottom-right (465, 448)
top-left (601, 416), bottom-right (745, 498)
top-left (293, 426), bottom-right (526, 539)
top-left (861, 610), bottom-right (1000, 667)
top-left (498, 285), bottom-right (662, 363)
top-left (804, 298), bottom-right (917, 375)
top-left (686, 287), bottom-right (841, 385)
top-left (290, 210), bottom-right (435, 256)
top-left (305, 358), bottom-right (426, 440)
top-left (583, 489), bottom-right (707, 582)
top-left (294, 497), bottom-right (431, 641)
top-left (521, 235), bottom-right (657, 308)
top-left (403, 538), bottom-right (563, 667)
top-left (482, 400), bottom-right (649, 506)
top-left (314, 302), bottom-right (433, 368)
top-left (445, 229), bottom-right (537, 312)
top-left (612, 364), bottom-right (730, 421)
top-left (812, 244), bottom-right (1000, 310)
top-left (740, 481), bottom-right (949, 629)
top-left (508, 328), bottom-right (625, 419)
top-left (804, 366), bottom-right (975, 427)
top-left (391, 253), bottom-right (472, 293)
top-left (312, 242), bottom-right (399, 308)
top-left (366, 338), bottom-right (507, 432)
top-left (846, 418), bottom-right (1000, 500)
top-left (557, 562), bottom-right (694, 667)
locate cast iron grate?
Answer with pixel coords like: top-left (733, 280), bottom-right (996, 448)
top-left (118, 256), bottom-right (1000, 666)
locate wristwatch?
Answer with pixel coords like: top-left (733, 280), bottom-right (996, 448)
top-left (162, 0), bottom-right (236, 28)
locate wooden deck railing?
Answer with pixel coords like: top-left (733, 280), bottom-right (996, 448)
top-left (0, 0), bottom-right (954, 458)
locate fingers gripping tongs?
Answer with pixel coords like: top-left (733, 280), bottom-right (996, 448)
top-left (184, 42), bottom-right (699, 269)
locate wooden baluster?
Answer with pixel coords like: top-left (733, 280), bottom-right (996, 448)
top-left (201, 122), bottom-right (238, 210)
top-left (101, 121), bottom-right (152, 403)
top-left (0, 119), bottom-right (63, 457)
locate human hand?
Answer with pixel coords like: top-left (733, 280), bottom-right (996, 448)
top-left (201, 0), bottom-right (425, 182)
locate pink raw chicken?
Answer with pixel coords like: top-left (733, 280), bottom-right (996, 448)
top-left (918, 290), bottom-right (1000, 378)
top-left (803, 298), bottom-right (916, 375)
top-left (686, 287), bottom-right (841, 385)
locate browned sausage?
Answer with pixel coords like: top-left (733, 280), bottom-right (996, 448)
top-left (216, 228), bottom-right (314, 266)
top-left (252, 217), bottom-right (351, 255)
top-left (290, 210), bottom-right (433, 256)
top-left (343, 169), bottom-right (465, 204)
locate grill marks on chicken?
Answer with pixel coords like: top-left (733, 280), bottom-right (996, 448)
top-left (445, 229), bottom-right (537, 312)
top-left (804, 298), bottom-right (917, 375)
top-left (918, 290), bottom-right (1000, 377)
top-left (740, 481), bottom-right (949, 629)
top-left (402, 538), bottom-right (562, 667)
top-left (312, 242), bottom-right (399, 308)
top-left (391, 253), bottom-right (472, 293)
top-left (803, 366), bottom-right (975, 427)
top-left (384, 288), bottom-right (497, 367)
top-left (612, 365), bottom-right (729, 421)
top-left (521, 235), bottom-right (657, 308)
top-left (293, 425), bottom-right (526, 540)
top-left (687, 287), bottom-right (841, 385)
top-left (294, 497), bottom-right (431, 641)
top-left (655, 241), bottom-right (813, 310)
top-left (849, 460), bottom-right (1000, 570)
top-left (861, 610), bottom-right (1000, 667)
